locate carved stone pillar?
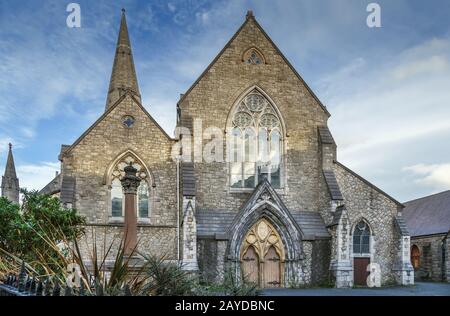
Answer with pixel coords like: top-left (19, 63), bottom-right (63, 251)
top-left (121, 163), bottom-right (141, 256)
top-left (181, 198), bottom-right (199, 271)
top-left (329, 206), bottom-right (353, 288)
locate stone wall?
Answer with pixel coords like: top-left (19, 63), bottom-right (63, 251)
top-left (310, 239), bottom-right (331, 286)
top-left (445, 234), bottom-right (450, 282)
top-left (411, 234), bottom-right (446, 282)
top-left (178, 17), bottom-right (330, 215)
top-left (197, 238), bottom-right (220, 283)
top-left (334, 163), bottom-right (400, 285)
top-left (62, 94), bottom-right (178, 260)
top-left (78, 225), bottom-right (177, 261)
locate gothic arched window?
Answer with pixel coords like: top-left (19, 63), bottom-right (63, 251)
top-left (109, 155), bottom-right (151, 219)
top-left (229, 89), bottom-right (283, 189)
top-left (111, 178), bottom-right (123, 217)
top-left (353, 221), bottom-right (371, 255)
top-left (243, 48), bottom-right (265, 65)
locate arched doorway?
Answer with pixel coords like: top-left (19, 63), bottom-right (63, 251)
top-left (411, 245), bottom-right (420, 269)
top-left (352, 220), bottom-right (372, 286)
top-left (240, 219), bottom-right (285, 288)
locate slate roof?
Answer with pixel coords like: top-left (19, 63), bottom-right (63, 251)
top-left (394, 215), bottom-right (410, 236)
top-left (60, 176), bottom-right (76, 205)
top-left (318, 126), bottom-right (335, 145)
top-left (196, 209), bottom-right (236, 239)
top-left (403, 190), bottom-right (450, 237)
top-left (196, 209), bottom-right (330, 240)
top-left (178, 116), bottom-right (193, 133)
top-left (323, 170), bottom-right (343, 201)
top-left (291, 211), bottom-right (331, 239)
top-left (40, 173), bottom-right (62, 196)
top-left (181, 162), bottom-right (196, 197)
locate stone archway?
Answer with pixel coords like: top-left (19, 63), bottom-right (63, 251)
top-left (240, 219), bottom-right (285, 288)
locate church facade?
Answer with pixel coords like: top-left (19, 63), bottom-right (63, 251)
top-left (39, 10), bottom-right (414, 288)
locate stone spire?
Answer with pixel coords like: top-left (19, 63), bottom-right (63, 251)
top-left (105, 9), bottom-right (141, 110)
top-left (1, 143), bottom-right (20, 203)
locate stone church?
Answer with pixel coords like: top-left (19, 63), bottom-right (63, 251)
top-left (36, 10), bottom-right (415, 288)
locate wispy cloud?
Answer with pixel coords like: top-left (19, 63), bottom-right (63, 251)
top-left (0, 0), bottom-right (449, 202)
top-left (17, 162), bottom-right (60, 192)
top-left (403, 163), bottom-right (450, 190)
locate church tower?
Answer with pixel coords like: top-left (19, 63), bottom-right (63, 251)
top-left (1, 143), bottom-right (20, 204)
top-left (105, 9), bottom-right (141, 110)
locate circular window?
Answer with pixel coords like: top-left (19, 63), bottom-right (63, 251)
top-left (122, 115), bottom-right (135, 128)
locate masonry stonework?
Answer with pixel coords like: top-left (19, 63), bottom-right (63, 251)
top-left (41, 11), bottom-right (414, 289)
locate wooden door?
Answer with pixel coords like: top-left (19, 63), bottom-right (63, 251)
top-left (411, 245), bottom-right (420, 269)
top-left (354, 258), bottom-right (370, 286)
top-left (263, 246), bottom-right (281, 288)
top-left (241, 246), bottom-right (259, 285)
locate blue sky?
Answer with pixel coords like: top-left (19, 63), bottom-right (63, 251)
top-left (0, 0), bottom-right (449, 202)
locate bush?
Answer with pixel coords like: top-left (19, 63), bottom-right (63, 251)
top-left (0, 191), bottom-right (85, 274)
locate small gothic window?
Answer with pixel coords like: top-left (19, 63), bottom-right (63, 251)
top-left (138, 182), bottom-right (149, 218)
top-left (111, 178), bottom-right (123, 217)
top-left (244, 49), bottom-right (264, 65)
top-left (110, 155), bottom-right (151, 218)
top-left (122, 115), bottom-right (135, 128)
top-left (353, 221), bottom-right (371, 254)
top-left (229, 89), bottom-right (283, 189)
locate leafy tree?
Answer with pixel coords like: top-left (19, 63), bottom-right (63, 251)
top-left (0, 190), bottom-right (85, 273)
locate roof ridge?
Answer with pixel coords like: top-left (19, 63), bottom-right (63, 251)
top-left (404, 190), bottom-right (450, 204)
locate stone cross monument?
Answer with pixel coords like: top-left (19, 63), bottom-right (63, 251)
top-left (120, 163), bottom-right (141, 256)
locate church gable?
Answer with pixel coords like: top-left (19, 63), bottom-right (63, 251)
top-left (178, 11), bottom-right (330, 130)
top-left (63, 93), bottom-right (173, 160)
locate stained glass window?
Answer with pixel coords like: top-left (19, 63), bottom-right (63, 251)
top-left (110, 155), bottom-right (151, 218)
top-left (138, 182), bottom-right (149, 218)
top-left (230, 90), bottom-right (282, 189)
top-left (122, 115), bottom-right (135, 128)
top-left (111, 179), bottom-right (123, 217)
top-left (244, 50), bottom-right (264, 65)
top-left (353, 221), bottom-right (371, 254)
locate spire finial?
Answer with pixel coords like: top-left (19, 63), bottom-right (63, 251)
top-left (105, 10), bottom-right (141, 110)
top-left (8, 143), bottom-right (12, 150)
top-left (246, 10), bottom-right (254, 19)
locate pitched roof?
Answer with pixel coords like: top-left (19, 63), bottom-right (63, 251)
top-left (40, 173), bottom-right (61, 196)
top-left (394, 215), bottom-right (410, 236)
top-left (318, 126), bottom-right (335, 145)
top-left (60, 176), bottom-right (76, 205)
top-left (181, 162), bottom-right (196, 197)
top-left (403, 190), bottom-right (450, 237)
top-left (196, 209), bottom-right (330, 240)
top-left (177, 12), bottom-right (330, 117)
top-left (105, 9), bottom-right (141, 110)
top-left (323, 170), bottom-right (344, 201)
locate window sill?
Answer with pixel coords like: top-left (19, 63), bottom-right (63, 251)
top-left (108, 217), bottom-right (151, 225)
top-left (137, 218), bottom-right (151, 224)
top-left (108, 217), bottom-right (124, 224)
top-left (352, 254), bottom-right (371, 258)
